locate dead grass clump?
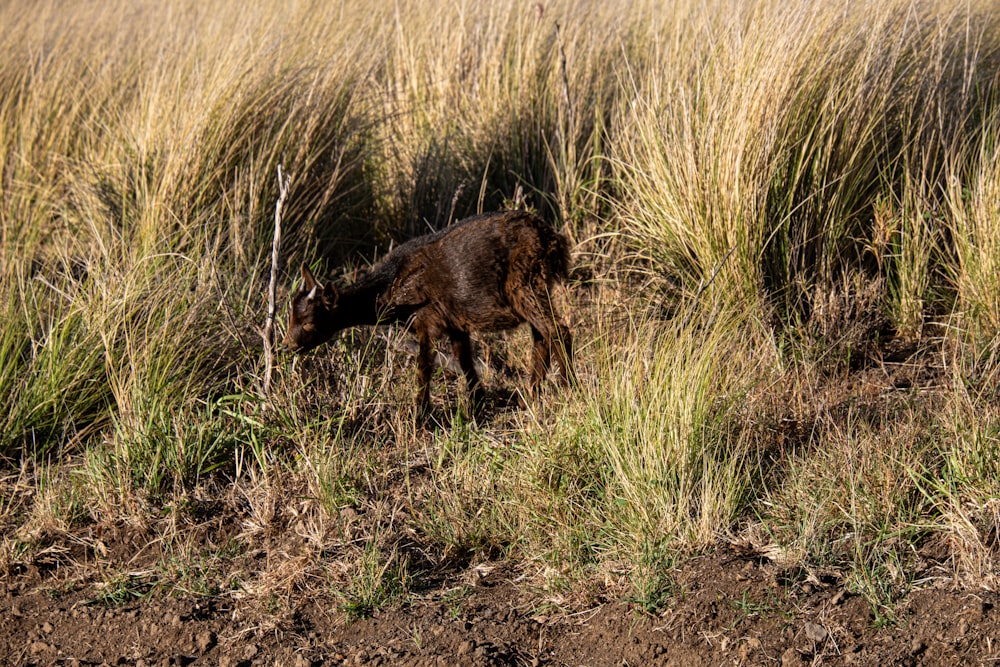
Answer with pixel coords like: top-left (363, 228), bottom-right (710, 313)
top-left (805, 272), bottom-right (891, 371)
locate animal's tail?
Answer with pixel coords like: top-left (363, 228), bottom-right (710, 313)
top-left (544, 227), bottom-right (572, 282)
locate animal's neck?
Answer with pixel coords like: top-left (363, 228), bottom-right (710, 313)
top-left (335, 273), bottom-right (394, 327)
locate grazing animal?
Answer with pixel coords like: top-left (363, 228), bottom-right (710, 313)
top-left (284, 210), bottom-right (574, 411)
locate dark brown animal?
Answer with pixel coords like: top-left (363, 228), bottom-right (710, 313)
top-left (284, 210), bottom-right (574, 410)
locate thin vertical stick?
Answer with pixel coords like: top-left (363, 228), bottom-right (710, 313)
top-left (262, 164), bottom-right (291, 395)
top-left (555, 22), bottom-right (574, 131)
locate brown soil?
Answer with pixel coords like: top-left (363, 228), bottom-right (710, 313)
top-left (4, 543), bottom-right (999, 667)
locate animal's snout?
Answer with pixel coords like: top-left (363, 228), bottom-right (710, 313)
top-left (281, 328), bottom-right (322, 355)
top-left (280, 330), bottom-right (299, 353)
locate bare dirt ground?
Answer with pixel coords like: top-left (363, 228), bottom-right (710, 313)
top-left (4, 541), bottom-right (999, 667)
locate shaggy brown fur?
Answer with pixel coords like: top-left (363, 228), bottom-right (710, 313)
top-left (284, 210), bottom-right (574, 410)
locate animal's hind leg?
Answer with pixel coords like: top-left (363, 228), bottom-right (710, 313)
top-left (449, 330), bottom-right (483, 406)
top-left (515, 282), bottom-right (575, 389)
top-left (550, 321), bottom-right (574, 386)
top-left (529, 326), bottom-right (551, 394)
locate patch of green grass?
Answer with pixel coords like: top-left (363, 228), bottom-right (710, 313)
top-left (730, 588), bottom-right (781, 620)
top-left (94, 571), bottom-right (152, 607)
top-left (338, 540), bottom-right (412, 621)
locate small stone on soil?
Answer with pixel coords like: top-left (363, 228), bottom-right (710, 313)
top-left (910, 638), bottom-right (926, 656)
top-left (196, 630), bottom-right (217, 653)
top-left (804, 621), bottom-right (828, 642)
top-left (29, 641), bottom-right (52, 655)
top-left (781, 647), bottom-right (801, 666)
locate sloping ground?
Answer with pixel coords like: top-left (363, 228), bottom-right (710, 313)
top-left (4, 547), bottom-right (998, 666)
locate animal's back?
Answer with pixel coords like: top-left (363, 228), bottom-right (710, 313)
top-left (386, 211), bottom-right (569, 331)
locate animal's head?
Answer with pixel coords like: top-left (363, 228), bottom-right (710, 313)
top-left (284, 264), bottom-right (340, 353)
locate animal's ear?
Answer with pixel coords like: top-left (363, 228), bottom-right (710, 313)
top-left (301, 264), bottom-right (321, 292)
top-left (323, 282), bottom-right (339, 308)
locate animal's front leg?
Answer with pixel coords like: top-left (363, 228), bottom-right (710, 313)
top-left (449, 330), bottom-right (483, 409)
top-left (416, 328), bottom-right (434, 414)
top-left (413, 314), bottom-right (445, 416)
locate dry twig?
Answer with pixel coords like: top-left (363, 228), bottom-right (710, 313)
top-left (261, 165), bottom-right (291, 395)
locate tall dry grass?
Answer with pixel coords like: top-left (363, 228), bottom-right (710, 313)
top-left (2, 0), bottom-right (1000, 614)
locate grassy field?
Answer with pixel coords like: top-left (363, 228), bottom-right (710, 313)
top-left (3, 0), bottom-right (1000, 623)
